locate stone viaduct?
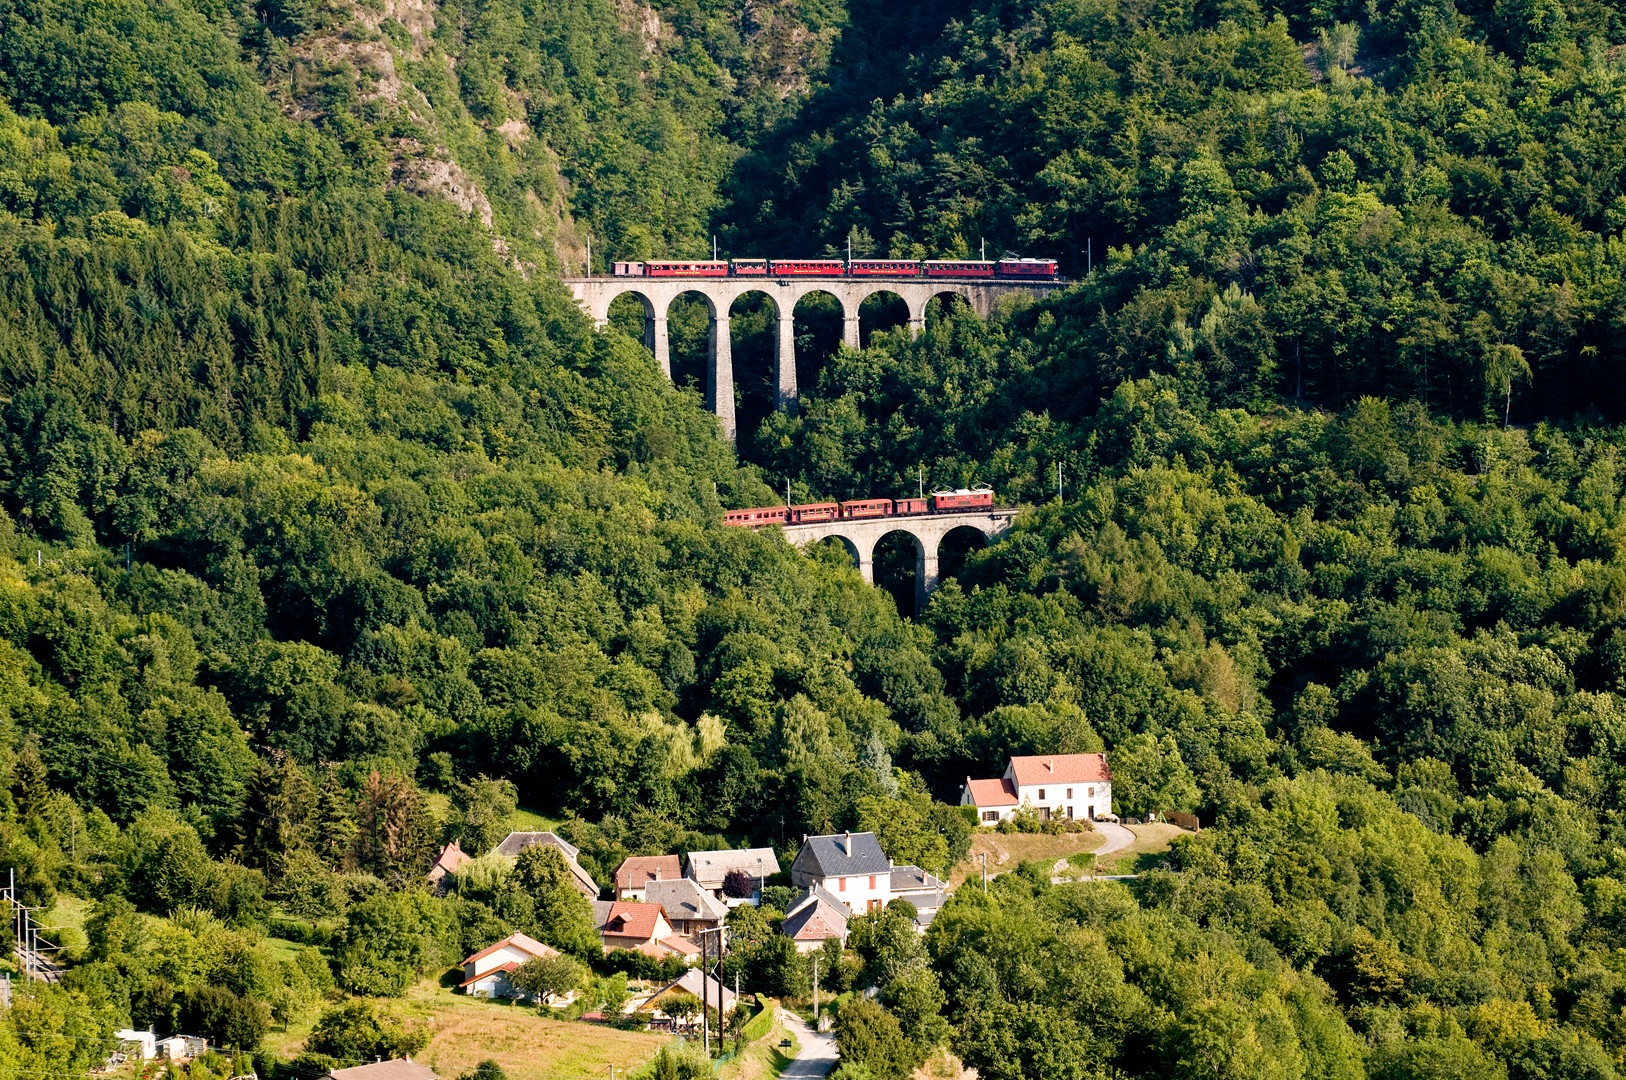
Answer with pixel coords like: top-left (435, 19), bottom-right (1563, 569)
top-left (780, 509), bottom-right (1019, 612)
top-left (564, 275), bottom-right (1067, 438)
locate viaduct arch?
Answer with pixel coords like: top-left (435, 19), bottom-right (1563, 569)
top-left (564, 276), bottom-right (1067, 438)
top-left (780, 509), bottom-right (1018, 612)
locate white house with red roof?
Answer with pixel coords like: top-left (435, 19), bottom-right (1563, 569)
top-left (459, 932), bottom-right (568, 1002)
top-left (960, 753), bottom-right (1112, 824)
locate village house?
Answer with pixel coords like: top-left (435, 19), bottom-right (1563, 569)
top-left (646, 878), bottom-right (728, 939)
top-left (425, 839), bottom-right (472, 890)
top-left (614, 854), bottom-right (683, 900)
top-left (592, 900), bottom-right (701, 959)
top-left (781, 884), bottom-right (851, 952)
top-left (889, 865), bottom-right (949, 928)
top-left (790, 831), bottom-right (893, 913)
top-left (635, 968), bottom-right (738, 1029)
top-left (492, 831), bottom-right (600, 898)
top-left (458, 932), bottom-right (572, 1004)
top-left (685, 847), bottom-right (780, 905)
top-left (959, 753), bottom-right (1113, 824)
top-left (327, 1061), bottom-right (438, 1080)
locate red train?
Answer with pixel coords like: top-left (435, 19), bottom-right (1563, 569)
top-left (610, 259), bottom-right (1058, 279)
top-left (722, 489), bottom-right (995, 527)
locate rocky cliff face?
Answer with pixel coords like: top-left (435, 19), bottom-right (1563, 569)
top-left (246, 0), bottom-right (844, 269)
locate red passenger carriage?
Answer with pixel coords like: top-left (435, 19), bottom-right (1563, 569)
top-left (923, 260), bottom-right (996, 277)
top-left (848, 260), bottom-right (922, 275)
top-left (840, 499), bottom-right (893, 519)
top-left (769, 259), bottom-right (847, 276)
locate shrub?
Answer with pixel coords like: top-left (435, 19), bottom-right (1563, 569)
top-left (306, 1000), bottom-right (427, 1063)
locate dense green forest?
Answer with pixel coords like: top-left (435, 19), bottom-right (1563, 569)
top-left (2, 0), bottom-right (1626, 1077)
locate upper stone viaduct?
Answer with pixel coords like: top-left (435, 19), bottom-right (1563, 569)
top-left (564, 275), bottom-right (1067, 438)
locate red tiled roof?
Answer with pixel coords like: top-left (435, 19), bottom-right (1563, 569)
top-left (657, 936), bottom-right (700, 957)
top-left (615, 855), bottom-right (682, 891)
top-left (601, 901), bottom-right (664, 942)
top-left (1009, 753), bottom-right (1110, 786)
top-left (964, 777), bottom-right (1018, 807)
top-left (461, 932), bottom-right (559, 967)
top-left (428, 840), bottom-right (472, 878)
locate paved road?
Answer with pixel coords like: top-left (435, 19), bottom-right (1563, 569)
top-left (779, 1009), bottom-right (839, 1080)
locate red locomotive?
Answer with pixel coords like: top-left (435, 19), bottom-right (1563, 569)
top-left (997, 258), bottom-right (1058, 277)
top-left (723, 488), bottom-right (996, 528)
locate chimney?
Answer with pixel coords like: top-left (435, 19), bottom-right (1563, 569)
top-left (844, 830), bottom-right (851, 854)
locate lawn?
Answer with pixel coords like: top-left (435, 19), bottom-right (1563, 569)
top-left (39, 894), bottom-right (92, 954)
top-left (947, 829), bottom-right (1107, 888)
top-left (1066, 823), bottom-right (1187, 876)
top-left (407, 981), bottom-right (665, 1080)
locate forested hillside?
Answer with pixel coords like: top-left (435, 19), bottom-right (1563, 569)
top-left (2, 0), bottom-right (1626, 1078)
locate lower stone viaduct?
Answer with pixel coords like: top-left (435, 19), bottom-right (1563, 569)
top-left (781, 509), bottom-right (1019, 611)
top-left (565, 275), bottom-right (1067, 438)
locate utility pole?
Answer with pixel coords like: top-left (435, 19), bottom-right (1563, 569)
top-left (980, 237), bottom-right (985, 261)
top-left (813, 955), bottom-right (820, 1026)
top-left (714, 235), bottom-right (718, 261)
top-left (696, 926), bottom-right (727, 1057)
top-left (979, 853), bottom-right (988, 894)
top-left (586, 235), bottom-right (591, 277)
top-left (918, 465), bottom-right (925, 500)
top-left (1057, 462), bottom-right (1063, 502)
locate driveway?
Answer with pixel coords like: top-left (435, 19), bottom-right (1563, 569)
top-left (1094, 820), bottom-right (1136, 857)
top-left (1052, 821), bottom-right (1138, 882)
top-left (779, 1009), bottom-right (839, 1079)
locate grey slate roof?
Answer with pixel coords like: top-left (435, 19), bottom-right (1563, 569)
top-left (491, 832), bottom-right (597, 897)
top-left (786, 883), bottom-right (851, 920)
top-left (646, 878), bottom-right (728, 923)
top-left (782, 891), bottom-right (850, 943)
top-left (591, 900), bottom-right (616, 929)
top-left (685, 847), bottom-right (780, 888)
top-left (795, 832), bottom-right (890, 878)
top-left (493, 830), bottom-right (579, 860)
top-left (890, 865), bottom-right (947, 894)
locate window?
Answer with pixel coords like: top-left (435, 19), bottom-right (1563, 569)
top-left (982, 810), bottom-right (999, 822)
top-left (1066, 805), bottom-right (1074, 819)
top-left (838, 877), bottom-right (846, 891)
top-left (1067, 788), bottom-right (1073, 799)
top-left (1038, 788), bottom-right (1046, 800)
top-left (1088, 786), bottom-right (1095, 797)
top-left (869, 875), bottom-right (876, 889)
